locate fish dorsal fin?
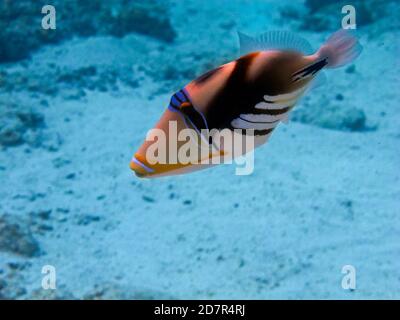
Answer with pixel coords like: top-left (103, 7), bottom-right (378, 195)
top-left (238, 30), bottom-right (314, 56)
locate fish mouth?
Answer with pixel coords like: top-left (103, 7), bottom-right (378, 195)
top-left (130, 150), bottom-right (223, 178)
top-left (129, 154), bottom-right (155, 178)
top-left (130, 153), bottom-right (195, 178)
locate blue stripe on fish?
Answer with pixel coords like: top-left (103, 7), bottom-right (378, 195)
top-left (176, 91), bottom-right (186, 102)
top-left (171, 96), bottom-right (180, 106)
top-left (131, 157), bottom-right (154, 173)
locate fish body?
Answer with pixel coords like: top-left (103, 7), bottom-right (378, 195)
top-left (131, 30), bottom-right (362, 178)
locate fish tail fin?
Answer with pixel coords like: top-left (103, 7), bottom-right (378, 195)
top-left (317, 29), bottom-right (362, 68)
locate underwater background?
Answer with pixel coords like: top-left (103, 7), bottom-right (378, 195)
top-left (0, 0), bottom-right (399, 299)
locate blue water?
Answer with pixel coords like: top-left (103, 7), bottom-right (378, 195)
top-left (0, 0), bottom-right (399, 299)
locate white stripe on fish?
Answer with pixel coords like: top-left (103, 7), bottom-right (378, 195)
top-left (255, 99), bottom-right (296, 110)
top-left (239, 112), bottom-right (289, 123)
top-left (231, 117), bottom-right (280, 130)
top-left (263, 86), bottom-right (306, 102)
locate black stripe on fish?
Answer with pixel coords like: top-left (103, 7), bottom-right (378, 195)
top-left (238, 115), bottom-right (279, 124)
top-left (251, 106), bottom-right (291, 115)
top-left (254, 128), bottom-right (274, 136)
top-left (226, 123), bottom-right (275, 136)
top-left (170, 101), bottom-right (180, 109)
top-left (175, 94), bottom-right (183, 103)
top-left (204, 52), bottom-right (260, 130)
top-left (241, 128), bottom-right (274, 136)
top-left (193, 66), bottom-right (223, 85)
top-left (292, 59), bottom-right (328, 82)
top-left (181, 89), bottom-right (190, 100)
top-left (180, 104), bottom-right (208, 133)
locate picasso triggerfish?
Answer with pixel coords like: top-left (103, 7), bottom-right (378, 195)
top-left (130, 30), bottom-right (362, 178)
